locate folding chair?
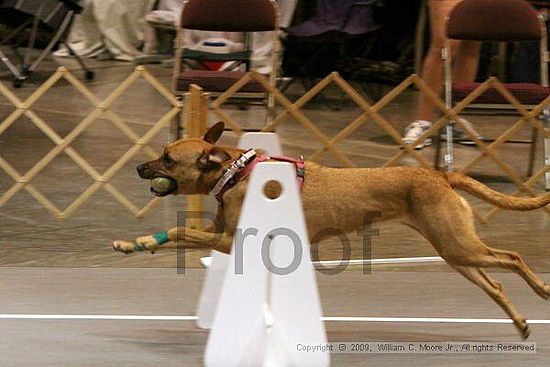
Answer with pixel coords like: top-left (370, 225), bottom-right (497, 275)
top-left (0, 0), bottom-right (94, 87)
top-left (436, 0), bottom-right (549, 189)
top-left (172, 0), bottom-right (280, 137)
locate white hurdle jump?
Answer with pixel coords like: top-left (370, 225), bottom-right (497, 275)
top-left (204, 162), bottom-right (329, 366)
top-left (196, 133), bottom-right (284, 330)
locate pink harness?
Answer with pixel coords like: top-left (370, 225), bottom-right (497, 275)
top-left (213, 150), bottom-right (305, 205)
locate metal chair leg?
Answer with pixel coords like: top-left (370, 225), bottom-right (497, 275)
top-left (29, 11), bottom-right (73, 72)
top-left (545, 123), bottom-right (549, 190)
top-left (527, 126), bottom-right (538, 177)
top-left (173, 95), bottom-right (185, 141)
top-left (433, 127), bottom-right (443, 170)
top-left (63, 42), bottom-right (95, 81)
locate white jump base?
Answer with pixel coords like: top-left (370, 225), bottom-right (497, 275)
top-left (315, 256), bottom-right (444, 267)
top-left (200, 256), bottom-right (445, 268)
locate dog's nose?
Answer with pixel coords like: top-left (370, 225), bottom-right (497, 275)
top-left (136, 164), bottom-right (148, 178)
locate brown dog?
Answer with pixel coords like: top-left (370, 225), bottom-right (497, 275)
top-left (113, 122), bottom-right (550, 339)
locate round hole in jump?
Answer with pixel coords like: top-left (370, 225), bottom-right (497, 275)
top-left (263, 180), bottom-right (283, 200)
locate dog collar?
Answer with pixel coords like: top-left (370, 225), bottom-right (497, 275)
top-left (211, 149), bottom-right (257, 203)
top-left (211, 150), bottom-right (306, 205)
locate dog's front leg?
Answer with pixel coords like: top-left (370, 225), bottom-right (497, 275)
top-left (112, 233), bottom-right (171, 254)
top-left (112, 224), bottom-right (232, 254)
top-left (167, 226), bottom-right (233, 254)
top-left (112, 222), bottom-right (215, 254)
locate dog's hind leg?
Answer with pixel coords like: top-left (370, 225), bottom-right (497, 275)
top-left (458, 246), bottom-right (550, 301)
top-left (412, 193), bottom-right (550, 300)
top-left (436, 228), bottom-right (550, 300)
top-left (428, 232), bottom-right (550, 301)
top-left (487, 248), bottom-right (550, 300)
top-left (453, 265), bottom-right (530, 339)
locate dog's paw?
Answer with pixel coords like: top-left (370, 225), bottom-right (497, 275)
top-left (516, 319), bottom-right (531, 340)
top-left (135, 235), bottom-right (159, 254)
top-left (112, 240), bottom-right (136, 254)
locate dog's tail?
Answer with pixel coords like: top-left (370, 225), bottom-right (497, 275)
top-left (444, 172), bottom-right (550, 211)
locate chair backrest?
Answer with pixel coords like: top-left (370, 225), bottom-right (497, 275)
top-left (180, 0), bottom-right (277, 32)
top-left (447, 0), bottom-right (542, 41)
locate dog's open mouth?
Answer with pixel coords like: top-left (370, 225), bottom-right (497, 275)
top-left (150, 176), bottom-right (178, 196)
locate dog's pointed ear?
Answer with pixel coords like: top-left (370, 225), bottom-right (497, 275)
top-left (197, 147), bottom-right (230, 168)
top-left (207, 147), bottom-right (230, 164)
top-left (203, 121), bottom-right (225, 144)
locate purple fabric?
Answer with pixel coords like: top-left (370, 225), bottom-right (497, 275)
top-left (288, 0), bottom-right (378, 37)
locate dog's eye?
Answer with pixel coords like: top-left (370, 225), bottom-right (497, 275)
top-left (163, 153), bottom-right (175, 167)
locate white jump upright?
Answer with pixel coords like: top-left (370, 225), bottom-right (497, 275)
top-left (195, 248), bottom-right (231, 329)
top-left (204, 162), bottom-right (329, 367)
top-left (237, 132), bottom-right (284, 157)
top-left (196, 133), bottom-right (283, 329)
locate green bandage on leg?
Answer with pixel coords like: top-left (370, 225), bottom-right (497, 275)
top-left (133, 243), bottom-right (144, 252)
top-left (153, 230), bottom-right (169, 245)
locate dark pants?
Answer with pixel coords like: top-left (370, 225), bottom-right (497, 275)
top-left (509, 41), bottom-right (540, 83)
top-left (508, 19), bottom-right (549, 83)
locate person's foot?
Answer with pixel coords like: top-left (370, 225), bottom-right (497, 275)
top-left (538, 106), bottom-right (550, 122)
top-left (440, 118), bottom-right (483, 146)
top-left (403, 120), bottom-right (433, 149)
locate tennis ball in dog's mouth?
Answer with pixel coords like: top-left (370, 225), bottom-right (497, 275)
top-left (150, 177), bottom-right (175, 194)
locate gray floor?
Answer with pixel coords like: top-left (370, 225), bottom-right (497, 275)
top-left (1, 268), bottom-right (549, 366)
top-left (0, 53), bottom-right (549, 366)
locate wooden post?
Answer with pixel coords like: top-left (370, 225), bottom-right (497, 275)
top-left (185, 84), bottom-right (208, 228)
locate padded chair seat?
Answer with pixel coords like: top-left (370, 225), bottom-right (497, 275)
top-left (176, 70), bottom-right (265, 93)
top-left (182, 49), bottom-right (252, 62)
top-left (453, 82), bottom-right (550, 105)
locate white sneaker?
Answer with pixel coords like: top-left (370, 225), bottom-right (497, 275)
top-left (403, 120), bottom-right (433, 149)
